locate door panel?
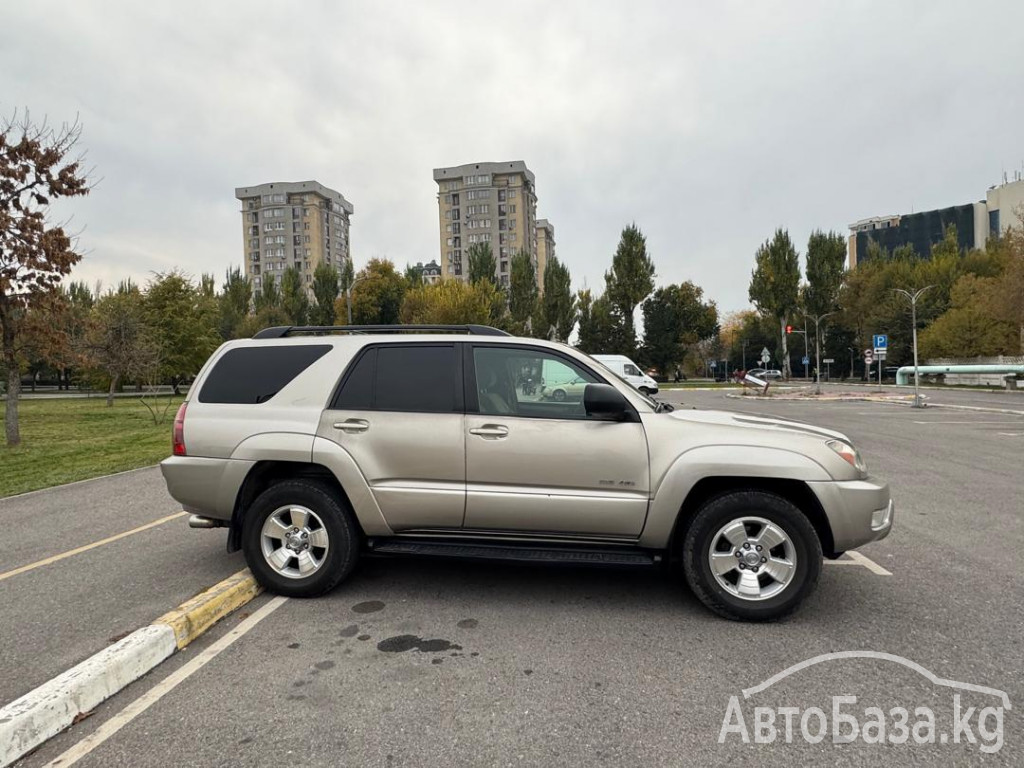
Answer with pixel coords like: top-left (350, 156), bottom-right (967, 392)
top-left (318, 410), bottom-right (466, 530)
top-left (464, 345), bottom-right (650, 536)
top-left (318, 343), bottom-right (465, 530)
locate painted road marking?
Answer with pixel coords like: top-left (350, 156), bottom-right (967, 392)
top-left (998, 432), bottom-right (1022, 437)
top-left (824, 551), bottom-right (892, 576)
top-left (911, 420), bottom-right (1024, 425)
top-left (43, 595), bottom-right (288, 768)
top-left (0, 512), bottom-right (187, 583)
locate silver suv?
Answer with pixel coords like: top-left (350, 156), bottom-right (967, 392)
top-left (161, 324), bottom-right (893, 621)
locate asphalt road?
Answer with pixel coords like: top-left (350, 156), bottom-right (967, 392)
top-left (0, 468), bottom-right (245, 705)
top-left (6, 392), bottom-right (1024, 766)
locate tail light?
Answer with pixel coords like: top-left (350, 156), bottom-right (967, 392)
top-left (172, 403), bottom-right (188, 456)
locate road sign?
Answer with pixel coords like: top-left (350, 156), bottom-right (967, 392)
top-left (874, 350), bottom-right (887, 360)
top-left (709, 360), bottom-right (717, 369)
top-left (760, 353), bottom-right (770, 365)
top-left (802, 356), bottom-right (810, 366)
top-left (823, 358), bottom-right (834, 364)
top-left (873, 334), bottom-right (888, 352)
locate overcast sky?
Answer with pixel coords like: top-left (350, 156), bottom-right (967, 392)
top-left (3, 1), bottom-right (1023, 314)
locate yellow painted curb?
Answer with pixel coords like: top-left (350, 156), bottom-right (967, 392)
top-left (154, 568), bottom-right (262, 650)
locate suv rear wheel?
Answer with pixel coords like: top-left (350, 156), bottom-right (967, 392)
top-left (242, 480), bottom-right (359, 598)
top-left (682, 491), bottom-right (821, 621)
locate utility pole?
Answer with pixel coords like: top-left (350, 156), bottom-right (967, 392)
top-left (894, 286), bottom-right (933, 409)
top-left (344, 274), bottom-right (366, 325)
top-left (742, 340), bottom-right (747, 371)
top-left (804, 311), bottom-right (837, 395)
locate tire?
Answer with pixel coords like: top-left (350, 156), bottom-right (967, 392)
top-left (638, 387), bottom-right (651, 396)
top-left (552, 389), bottom-right (567, 402)
top-left (681, 491), bottom-right (821, 621)
top-left (242, 479), bottom-right (359, 598)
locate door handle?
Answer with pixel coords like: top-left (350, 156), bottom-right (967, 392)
top-left (333, 418), bottom-right (369, 434)
top-left (469, 424), bottom-right (509, 439)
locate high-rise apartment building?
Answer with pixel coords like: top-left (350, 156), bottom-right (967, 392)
top-left (235, 181), bottom-right (353, 296)
top-left (536, 219), bottom-right (555, 291)
top-left (433, 161), bottom-right (539, 286)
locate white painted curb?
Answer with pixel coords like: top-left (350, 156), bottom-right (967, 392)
top-left (0, 625), bottom-right (176, 767)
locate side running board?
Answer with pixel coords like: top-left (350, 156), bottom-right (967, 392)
top-left (368, 539), bottom-right (659, 567)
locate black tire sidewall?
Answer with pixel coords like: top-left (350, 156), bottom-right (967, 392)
top-left (682, 491), bottom-right (822, 621)
top-left (242, 480), bottom-right (358, 598)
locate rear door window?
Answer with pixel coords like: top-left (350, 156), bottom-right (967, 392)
top-left (332, 344), bottom-right (460, 413)
top-left (198, 345), bottom-right (331, 404)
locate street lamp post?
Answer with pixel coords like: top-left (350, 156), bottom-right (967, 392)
top-left (344, 274), bottom-right (367, 325)
top-left (893, 285), bottom-right (933, 409)
top-left (847, 347), bottom-right (855, 380)
top-left (803, 311), bottom-right (837, 395)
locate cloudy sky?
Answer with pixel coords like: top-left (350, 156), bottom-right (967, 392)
top-left (3, 1), bottom-right (1023, 314)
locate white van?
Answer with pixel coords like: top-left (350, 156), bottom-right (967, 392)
top-left (591, 354), bottom-right (660, 396)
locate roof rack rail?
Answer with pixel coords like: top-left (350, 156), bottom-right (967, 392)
top-left (252, 324), bottom-right (511, 339)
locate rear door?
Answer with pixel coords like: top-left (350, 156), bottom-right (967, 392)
top-left (317, 343), bottom-right (465, 530)
top-left (463, 344), bottom-right (650, 537)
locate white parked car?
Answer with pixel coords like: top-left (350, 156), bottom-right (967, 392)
top-left (591, 354), bottom-right (660, 395)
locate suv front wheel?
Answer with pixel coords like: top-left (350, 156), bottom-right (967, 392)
top-left (242, 479), bottom-right (359, 598)
top-left (682, 491), bottom-right (822, 621)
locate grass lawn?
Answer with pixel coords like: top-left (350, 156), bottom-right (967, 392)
top-left (0, 396), bottom-right (183, 498)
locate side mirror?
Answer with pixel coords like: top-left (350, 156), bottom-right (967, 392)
top-left (584, 383), bottom-right (635, 422)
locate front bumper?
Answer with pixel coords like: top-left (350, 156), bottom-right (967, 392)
top-left (806, 477), bottom-right (893, 554)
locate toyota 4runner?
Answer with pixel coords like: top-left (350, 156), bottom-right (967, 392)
top-left (161, 324), bottom-right (893, 621)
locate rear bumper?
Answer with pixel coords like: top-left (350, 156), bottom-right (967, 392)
top-left (159, 455), bottom-right (254, 522)
top-left (807, 478), bottom-right (893, 554)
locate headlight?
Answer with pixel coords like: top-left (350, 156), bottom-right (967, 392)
top-left (826, 439), bottom-right (867, 474)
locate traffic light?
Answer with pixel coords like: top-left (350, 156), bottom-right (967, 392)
top-left (785, 325), bottom-right (793, 334)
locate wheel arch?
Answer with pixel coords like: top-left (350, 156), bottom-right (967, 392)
top-left (228, 460), bottom-right (359, 553)
top-left (666, 476), bottom-right (837, 561)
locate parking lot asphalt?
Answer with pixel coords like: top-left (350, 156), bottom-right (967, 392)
top-left (7, 393), bottom-right (1024, 766)
top-left (0, 468), bottom-right (245, 705)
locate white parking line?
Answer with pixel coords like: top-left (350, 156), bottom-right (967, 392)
top-left (824, 551), bottom-right (892, 576)
top-left (43, 595), bottom-right (289, 768)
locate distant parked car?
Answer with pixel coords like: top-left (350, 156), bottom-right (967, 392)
top-left (540, 375), bottom-right (589, 403)
top-left (748, 368), bottom-right (783, 380)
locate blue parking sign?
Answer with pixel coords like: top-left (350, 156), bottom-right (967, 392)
top-left (873, 334), bottom-right (888, 350)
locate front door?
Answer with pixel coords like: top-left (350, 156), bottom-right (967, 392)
top-left (463, 344), bottom-right (650, 537)
top-left (318, 343), bottom-right (465, 531)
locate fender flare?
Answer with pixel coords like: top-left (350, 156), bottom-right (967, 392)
top-left (639, 445), bottom-right (832, 549)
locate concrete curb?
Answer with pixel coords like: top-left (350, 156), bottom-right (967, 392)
top-left (0, 568), bottom-right (261, 767)
top-left (724, 393), bottom-right (914, 403)
top-left (154, 570), bottom-right (263, 650)
top-left (915, 402), bottom-right (1024, 416)
top-left (723, 391), bottom-right (1024, 416)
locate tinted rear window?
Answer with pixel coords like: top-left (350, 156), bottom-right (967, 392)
top-left (198, 345), bottom-right (331, 404)
top-left (333, 348), bottom-right (376, 410)
top-left (376, 345), bottom-right (456, 412)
